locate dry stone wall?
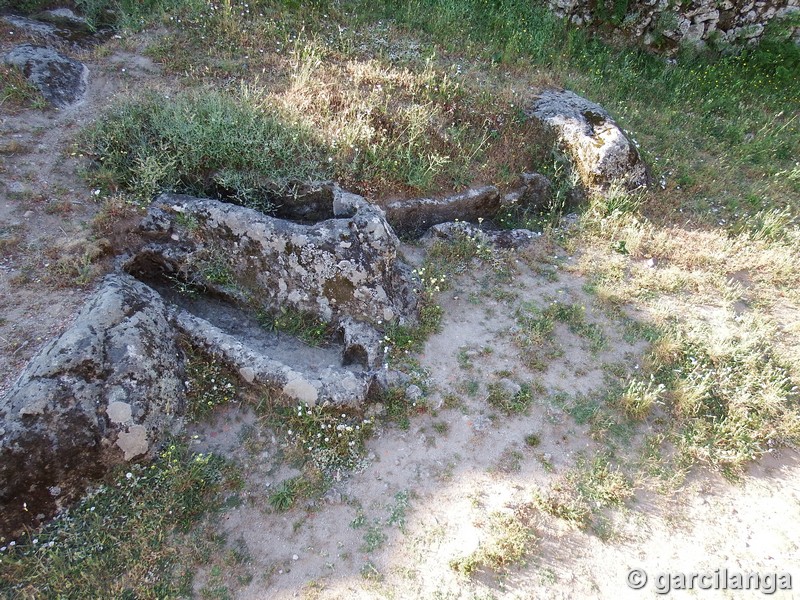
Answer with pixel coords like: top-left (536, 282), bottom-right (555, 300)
top-left (546, 0), bottom-right (800, 50)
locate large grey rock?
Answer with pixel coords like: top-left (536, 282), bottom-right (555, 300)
top-left (2, 11), bottom-right (105, 46)
top-left (34, 8), bottom-right (92, 32)
top-left (1, 15), bottom-right (61, 39)
top-left (0, 273), bottom-right (186, 536)
top-left (3, 44), bottom-right (88, 107)
top-left (528, 89), bottom-right (650, 193)
top-left (129, 186), bottom-right (417, 329)
top-left (384, 186), bottom-right (502, 237)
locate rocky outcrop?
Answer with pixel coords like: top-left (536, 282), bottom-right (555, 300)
top-left (128, 188), bottom-right (417, 328)
top-left (3, 44), bottom-right (88, 107)
top-left (546, 0), bottom-right (799, 51)
top-left (528, 89), bottom-right (650, 193)
top-left (34, 8), bottom-right (92, 33)
top-left (502, 172), bottom-right (554, 209)
top-left (2, 15), bottom-right (63, 40)
top-left (385, 174), bottom-right (556, 236)
top-left (2, 9), bottom-right (107, 46)
top-left (0, 274), bottom-right (186, 536)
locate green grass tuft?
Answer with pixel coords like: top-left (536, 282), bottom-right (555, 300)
top-left (0, 443), bottom-right (234, 599)
top-left (81, 88), bottom-right (331, 204)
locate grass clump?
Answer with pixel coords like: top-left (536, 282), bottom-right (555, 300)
top-left (450, 508), bottom-right (536, 577)
top-left (183, 347), bottom-right (238, 421)
top-left (648, 331), bottom-right (800, 477)
top-left (547, 300), bottom-right (607, 352)
top-left (0, 443), bottom-right (233, 599)
top-left (0, 65), bottom-right (46, 113)
top-left (487, 381), bottom-right (535, 415)
top-left (611, 376), bottom-right (665, 421)
top-left (514, 299), bottom-right (607, 370)
top-left (256, 306), bottom-right (332, 347)
top-left (524, 433), bottom-right (541, 448)
top-left (81, 88), bottom-right (330, 204)
top-left (281, 404), bottom-right (374, 474)
top-left (268, 479), bottom-right (298, 512)
top-left (513, 302), bottom-right (560, 370)
top-left (375, 386), bottom-right (427, 430)
top-left (534, 453), bottom-right (632, 532)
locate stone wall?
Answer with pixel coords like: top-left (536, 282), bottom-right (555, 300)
top-left (546, 0), bottom-right (800, 51)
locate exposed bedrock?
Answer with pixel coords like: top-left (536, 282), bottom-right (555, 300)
top-left (127, 186), bottom-right (417, 329)
top-left (384, 174), bottom-right (554, 237)
top-left (0, 273), bottom-right (185, 536)
top-left (3, 44), bottom-right (89, 107)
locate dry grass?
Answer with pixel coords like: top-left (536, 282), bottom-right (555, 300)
top-left (450, 506), bottom-right (537, 576)
top-left (571, 205), bottom-right (800, 475)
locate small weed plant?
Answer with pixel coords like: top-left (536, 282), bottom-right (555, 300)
top-left (281, 404), bottom-right (374, 474)
top-left (450, 507), bottom-right (536, 577)
top-left (534, 453), bottom-right (632, 531)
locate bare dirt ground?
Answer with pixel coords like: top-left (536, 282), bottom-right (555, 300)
top-left (2, 30), bottom-right (799, 600)
top-left (190, 253), bottom-right (800, 599)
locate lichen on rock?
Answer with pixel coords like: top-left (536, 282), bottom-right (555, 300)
top-left (129, 184), bottom-right (417, 329)
top-left (527, 88), bottom-right (651, 194)
top-left (0, 273), bottom-right (186, 536)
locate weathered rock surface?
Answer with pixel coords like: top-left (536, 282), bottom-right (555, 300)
top-left (0, 273), bottom-right (186, 536)
top-left (2, 15), bottom-right (61, 39)
top-left (339, 317), bottom-right (385, 369)
top-left (175, 310), bottom-right (378, 407)
top-left (545, 0), bottom-right (799, 51)
top-left (528, 89), bottom-right (650, 193)
top-left (2, 10), bottom-right (107, 46)
top-left (129, 188), bottom-right (417, 328)
top-left (34, 8), bottom-right (92, 32)
top-left (384, 186), bottom-right (502, 237)
top-left (3, 44), bottom-right (89, 107)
